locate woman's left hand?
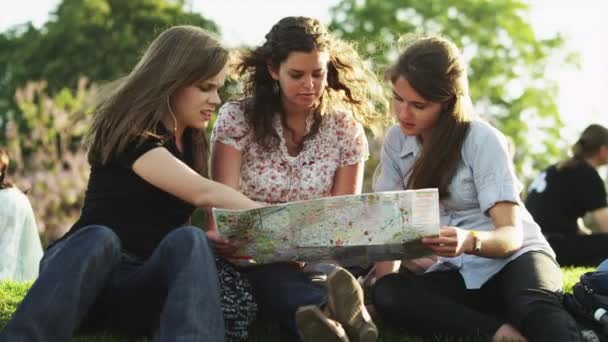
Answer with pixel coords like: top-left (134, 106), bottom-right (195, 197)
top-left (206, 229), bottom-right (239, 257)
top-left (422, 226), bottom-right (473, 258)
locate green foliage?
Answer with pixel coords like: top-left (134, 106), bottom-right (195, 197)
top-left (562, 266), bottom-right (595, 293)
top-left (5, 78), bottom-right (96, 246)
top-left (0, 0), bottom-right (219, 142)
top-left (0, 282), bottom-right (31, 326)
top-left (329, 0), bottom-right (577, 182)
top-left (0, 0), bottom-right (221, 243)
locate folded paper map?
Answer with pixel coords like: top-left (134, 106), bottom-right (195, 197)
top-left (213, 189), bottom-right (440, 265)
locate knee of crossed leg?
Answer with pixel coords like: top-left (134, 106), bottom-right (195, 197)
top-left (81, 225), bottom-right (122, 261)
top-left (371, 274), bottom-right (407, 317)
top-left (506, 288), bottom-right (565, 324)
top-left (160, 226), bottom-right (212, 260)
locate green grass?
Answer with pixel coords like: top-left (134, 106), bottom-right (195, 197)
top-left (0, 267), bottom-right (594, 341)
top-left (562, 266), bottom-right (595, 293)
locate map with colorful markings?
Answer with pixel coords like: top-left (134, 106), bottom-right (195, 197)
top-left (213, 189), bottom-right (440, 264)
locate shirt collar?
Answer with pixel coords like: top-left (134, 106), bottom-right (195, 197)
top-left (399, 134), bottom-right (422, 158)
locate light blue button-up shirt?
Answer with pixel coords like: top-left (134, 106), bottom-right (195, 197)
top-left (374, 120), bottom-right (554, 289)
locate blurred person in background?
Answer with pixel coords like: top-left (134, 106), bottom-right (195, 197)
top-left (0, 148), bottom-right (43, 282)
top-left (526, 124), bottom-right (608, 267)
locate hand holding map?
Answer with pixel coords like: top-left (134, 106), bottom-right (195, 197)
top-left (212, 189), bottom-right (440, 265)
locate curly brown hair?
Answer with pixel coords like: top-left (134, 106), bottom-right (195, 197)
top-left (234, 16), bottom-right (388, 149)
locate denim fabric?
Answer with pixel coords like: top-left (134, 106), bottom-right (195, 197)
top-left (245, 262), bottom-right (326, 341)
top-left (0, 225), bottom-right (224, 342)
top-left (594, 259), bottom-right (608, 291)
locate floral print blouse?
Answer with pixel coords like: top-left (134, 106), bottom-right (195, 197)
top-left (211, 101), bottom-right (369, 203)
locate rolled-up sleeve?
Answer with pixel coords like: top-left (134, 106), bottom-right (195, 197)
top-left (335, 112), bottom-right (369, 167)
top-left (373, 126), bottom-right (406, 192)
top-left (466, 122), bottom-right (522, 214)
top-left (211, 102), bottom-right (251, 151)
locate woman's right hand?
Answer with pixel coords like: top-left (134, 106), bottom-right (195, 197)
top-left (206, 229), bottom-right (238, 257)
top-left (422, 226), bottom-right (474, 257)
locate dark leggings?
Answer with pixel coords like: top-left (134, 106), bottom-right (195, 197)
top-left (546, 233), bottom-right (608, 267)
top-left (372, 251), bottom-right (581, 341)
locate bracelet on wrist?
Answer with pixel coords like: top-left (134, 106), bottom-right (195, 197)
top-left (466, 229), bottom-right (482, 254)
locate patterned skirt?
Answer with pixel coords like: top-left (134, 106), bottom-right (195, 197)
top-left (216, 258), bottom-right (258, 342)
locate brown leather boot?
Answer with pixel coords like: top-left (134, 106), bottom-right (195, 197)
top-left (326, 267), bottom-right (378, 342)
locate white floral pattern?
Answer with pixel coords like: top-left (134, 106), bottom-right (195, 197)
top-left (211, 101), bottom-right (369, 203)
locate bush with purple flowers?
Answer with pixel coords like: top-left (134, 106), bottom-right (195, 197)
top-left (5, 77), bottom-right (96, 246)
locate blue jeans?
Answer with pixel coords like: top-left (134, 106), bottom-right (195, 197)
top-left (245, 262), bottom-right (326, 341)
top-left (0, 225), bottom-right (224, 342)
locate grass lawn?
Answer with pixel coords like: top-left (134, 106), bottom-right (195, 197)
top-left (0, 267), bottom-right (595, 341)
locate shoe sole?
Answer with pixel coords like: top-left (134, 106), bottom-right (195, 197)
top-left (296, 305), bottom-right (350, 342)
top-left (327, 268), bottom-right (378, 342)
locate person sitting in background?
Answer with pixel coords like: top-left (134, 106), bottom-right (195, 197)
top-left (0, 148), bottom-right (43, 282)
top-left (525, 124), bottom-right (608, 266)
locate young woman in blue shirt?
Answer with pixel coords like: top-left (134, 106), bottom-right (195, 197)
top-left (371, 35), bottom-right (581, 342)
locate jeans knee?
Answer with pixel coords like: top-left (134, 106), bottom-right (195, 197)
top-left (161, 226), bottom-right (213, 259)
top-left (166, 226), bottom-right (209, 246)
top-left (77, 225), bottom-right (121, 260)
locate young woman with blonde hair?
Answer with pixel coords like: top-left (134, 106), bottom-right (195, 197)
top-left (0, 26), bottom-right (259, 342)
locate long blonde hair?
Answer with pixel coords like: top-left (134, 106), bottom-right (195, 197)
top-left (86, 25), bottom-right (229, 176)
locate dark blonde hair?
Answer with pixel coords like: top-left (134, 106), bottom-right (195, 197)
top-left (0, 149), bottom-right (12, 189)
top-left (386, 35), bottom-right (472, 198)
top-left (560, 124), bottom-right (608, 169)
top-left (86, 25), bottom-right (229, 176)
top-left (235, 16), bottom-right (387, 149)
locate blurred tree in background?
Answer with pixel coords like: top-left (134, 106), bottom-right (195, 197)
top-left (0, 0), bottom-right (581, 242)
top-left (0, 0), bottom-right (219, 143)
top-left (7, 78), bottom-right (95, 246)
top-left (329, 0), bottom-right (578, 187)
top-left (1, 0), bottom-right (219, 244)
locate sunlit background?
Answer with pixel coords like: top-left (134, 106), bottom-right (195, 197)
top-left (1, 0), bottom-right (607, 242)
top-left (2, 0), bottom-right (607, 133)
